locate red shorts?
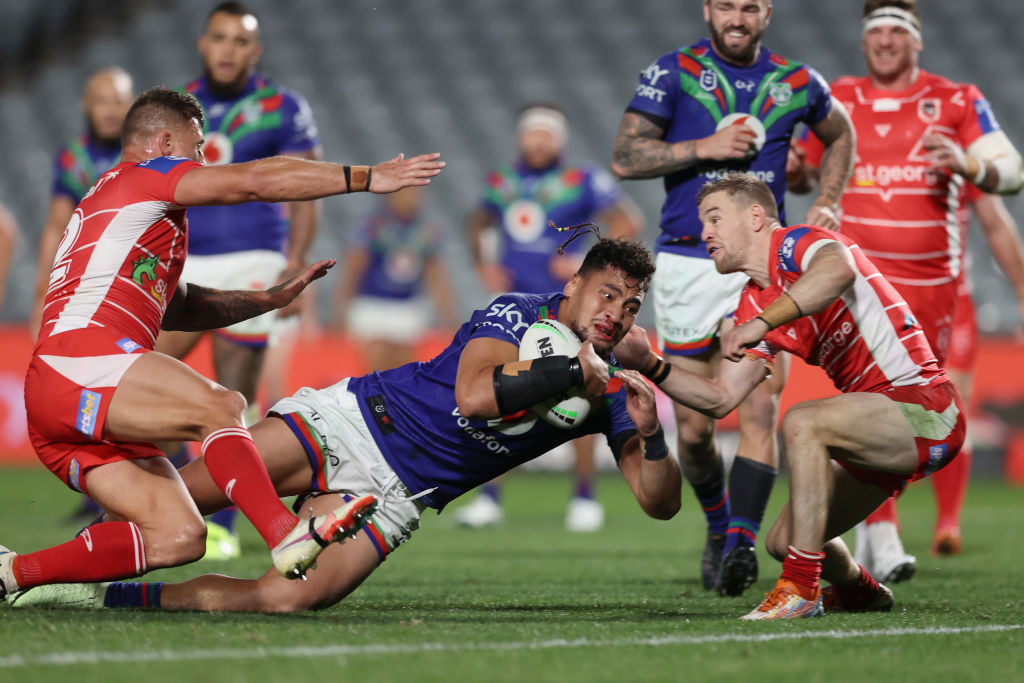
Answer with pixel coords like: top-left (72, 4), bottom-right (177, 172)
top-left (25, 328), bottom-right (163, 494)
top-left (838, 380), bottom-right (966, 496)
top-left (893, 280), bottom-right (958, 367)
top-left (945, 284), bottom-right (977, 373)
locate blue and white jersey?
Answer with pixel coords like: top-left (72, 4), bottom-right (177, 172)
top-left (353, 204), bottom-right (443, 301)
top-left (183, 73), bottom-right (320, 255)
top-left (346, 292), bottom-right (637, 509)
top-left (626, 38), bottom-right (832, 258)
top-left (480, 159), bottom-right (622, 293)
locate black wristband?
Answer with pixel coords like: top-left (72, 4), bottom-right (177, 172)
top-left (642, 426), bottom-right (669, 461)
top-left (493, 355), bottom-right (581, 416)
top-left (641, 356), bottom-right (672, 385)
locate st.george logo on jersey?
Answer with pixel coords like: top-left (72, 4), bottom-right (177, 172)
top-left (518, 319), bottom-right (590, 429)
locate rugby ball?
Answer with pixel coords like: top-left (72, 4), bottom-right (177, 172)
top-left (716, 113), bottom-right (766, 158)
top-left (518, 319), bottom-right (591, 429)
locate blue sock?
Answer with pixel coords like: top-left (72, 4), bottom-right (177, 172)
top-left (481, 483), bottom-right (501, 503)
top-left (692, 459), bottom-right (729, 536)
top-left (104, 582), bottom-right (164, 608)
top-left (573, 475), bottom-right (594, 500)
top-left (209, 506), bottom-right (238, 532)
top-left (167, 444), bottom-right (192, 469)
top-left (722, 455), bottom-right (777, 555)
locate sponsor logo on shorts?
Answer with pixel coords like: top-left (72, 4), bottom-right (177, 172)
top-left (68, 458), bottom-right (83, 492)
top-left (116, 337), bottom-right (141, 353)
top-left (76, 389), bottom-right (102, 438)
top-left (81, 528), bottom-right (94, 552)
top-left (926, 443), bottom-right (950, 474)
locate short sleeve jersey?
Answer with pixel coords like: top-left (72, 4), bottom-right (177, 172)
top-left (51, 135), bottom-right (122, 204)
top-left (734, 225), bottom-right (944, 393)
top-left (802, 71), bottom-right (999, 286)
top-left (480, 159), bottom-right (622, 293)
top-left (39, 156), bottom-right (201, 349)
top-left (626, 39), bottom-right (832, 258)
top-left (353, 204), bottom-right (443, 301)
top-left (183, 74), bottom-right (320, 255)
top-left (346, 293), bottom-right (637, 509)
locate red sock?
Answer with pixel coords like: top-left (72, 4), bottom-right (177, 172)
top-left (13, 521), bottom-right (146, 589)
top-left (780, 545), bottom-right (824, 599)
top-left (835, 564), bottom-right (882, 609)
top-left (202, 427), bottom-right (296, 548)
top-left (865, 496), bottom-right (898, 525)
top-left (930, 444), bottom-right (971, 530)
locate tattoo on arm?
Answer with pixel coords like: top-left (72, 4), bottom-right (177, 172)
top-left (810, 105), bottom-right (855, 207)
top-left (612, 113), bottom-right (699, 179)
top-left (161, 283), bottom-right (272, 332)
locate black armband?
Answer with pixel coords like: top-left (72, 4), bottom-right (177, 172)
top-left (493, 355), bottom-right (584, 415)
top-left (642, 426), bottom-right (669, 461)
top-left (640, 355), bottom-right (672, 385)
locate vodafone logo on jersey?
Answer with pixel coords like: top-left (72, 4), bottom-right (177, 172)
top-left (716, 114), bottom-right (765, 158)
top-left (202, 132), bottom-right (233, 165)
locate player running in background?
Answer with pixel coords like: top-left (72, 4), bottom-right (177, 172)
top-left (10, 239), bottom-right (681, 613)
top-left (616, 174), bottom-right (964, 619)
top-left (332, 186), bottom-right (459, 372)
top-left (790, 0), bottom-right (1024, 581)
top-left (31, 67), bottom-right (134, 337)
top-left (611, 0), bottom-right (854, 595)
top-left (460, 103), bottom-right (645, 532)
top-left (152, 2), bottom-right (326, 559)
top-left (0, 86), bottom-right (444, 600)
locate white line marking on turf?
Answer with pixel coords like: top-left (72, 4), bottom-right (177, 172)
top-left (0, 623), bottom-right (1019, 668)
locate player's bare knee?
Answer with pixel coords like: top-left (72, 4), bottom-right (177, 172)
top-left (675, 413), bottom-right (715, 454)
top-left (141, 515), bottom-right (207, 566)
top-left (199, 387), bottom-right (248, 437)
top-left (780, 404), bottom-right (819, 445)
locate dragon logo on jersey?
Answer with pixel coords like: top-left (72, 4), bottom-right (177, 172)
top-left (131, 254), bottom-right (166, 303)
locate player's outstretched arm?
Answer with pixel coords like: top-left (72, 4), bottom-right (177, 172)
top-left (172, 153), bottom-right (445, 206)
top-left (162, 259), bottom-right (335, 332)
top-left (805, 99), bottom-right (855, 229)
top-left (614, 370), bottom-right (681, 520)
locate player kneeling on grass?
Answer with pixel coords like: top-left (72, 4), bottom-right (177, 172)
top-left (613, 174), bottom-right (965, 620)
top-left (10, 236), bottom-right (682, 613)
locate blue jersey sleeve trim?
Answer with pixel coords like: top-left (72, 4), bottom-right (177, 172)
top-left (778, 226), bottom-right (811, 273)
top-left (136, 156), bottom-right (192, 175)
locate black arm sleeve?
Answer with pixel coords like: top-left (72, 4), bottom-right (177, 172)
top-left (492, 355), bottom-right (584, 416)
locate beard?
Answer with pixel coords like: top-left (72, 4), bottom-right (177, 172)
top-left (708, 20), bottom-right (764, 65)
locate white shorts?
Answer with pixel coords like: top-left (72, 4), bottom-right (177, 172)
top-left (348, 296), bottom-right (429, 343)
top-left (180, 250), bottom-right (288, 345)
top-left (269, 378), bottom-right (425, 560)
top-left (652, 252), bottom-right (748, 356)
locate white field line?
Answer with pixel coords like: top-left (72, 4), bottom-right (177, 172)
top-left (0, 623), bottom-right (1019, 668)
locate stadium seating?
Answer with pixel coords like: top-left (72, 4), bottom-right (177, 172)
top-left (0, 0), bottom-right (1022, 330)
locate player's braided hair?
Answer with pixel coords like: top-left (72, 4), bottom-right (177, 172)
top-left (122, 87), bottom-right (205, 146)
top-left (695, 172), bottom-right (779, 220)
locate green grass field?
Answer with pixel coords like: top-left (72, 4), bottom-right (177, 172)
top-left (0, 466), bottom-right (1021, 683)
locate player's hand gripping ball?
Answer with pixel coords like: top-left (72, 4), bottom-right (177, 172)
top-left (518, 319), bottom-right (591, 429)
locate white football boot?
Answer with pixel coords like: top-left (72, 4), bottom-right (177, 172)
top-left (565, 496), bottom-right (604, 533)
top-left (867, 521), bottom-right (917, 584)
top-left (453, 494), bottom-right (504, 528)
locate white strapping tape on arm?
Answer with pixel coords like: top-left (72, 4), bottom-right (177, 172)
top-left (968, 131), bottom-right (1024, 194)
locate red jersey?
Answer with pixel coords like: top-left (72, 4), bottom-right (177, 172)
top-left (39, 156), bottom-right (201, 349)
top-left (804, 71), bottom-right (1002, 286)
top-left (736, 225), bottom-right (944, 393)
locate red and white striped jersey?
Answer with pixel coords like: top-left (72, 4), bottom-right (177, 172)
top-left (736, 225), bottom-right (944, 393)
top-left (39, 156), bottom-right (201, 349)
top-left (804, 71), bottom-right (1001, 286)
